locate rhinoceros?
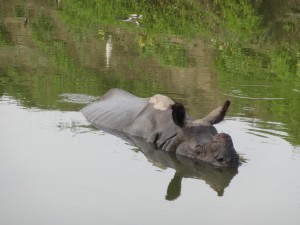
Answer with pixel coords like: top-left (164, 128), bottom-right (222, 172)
top-left (82, 88), bottom-right (239, 167)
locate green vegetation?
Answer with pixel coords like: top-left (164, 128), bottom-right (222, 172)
top-left (216, 43), bottom-right (299, 80)
top-left (139, 36), bottom-right (188, 67)
top-left (0, 64), bottom-right (163, 110)
top-left (0, 24), bottom-right (12, 46)
top-left (60, 0), bottom-right (299, 80)
top-left (15, 5), bottom-right (26, 17)
top-left (0, 11), bottom-right (164, 110)
top-left (1, 0), bottom-right (300, 145)
top-left (212, 0), bottom-right (263, 43)
top-left (225, 81), bottom-right (300, 146)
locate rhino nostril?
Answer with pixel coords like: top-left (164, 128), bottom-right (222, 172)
top-left (195, 144), bottom-right (205, 156)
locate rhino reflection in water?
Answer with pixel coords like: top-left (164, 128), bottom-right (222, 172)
top-left (82, 88), bottom-right (239, 198)
top-left (82, 88), bottom-right (239, 167)
top-left (105, 131), bottom-right (238, 198)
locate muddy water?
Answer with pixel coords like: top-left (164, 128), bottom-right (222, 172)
top-left (1, 1), bottom-right (300, 225)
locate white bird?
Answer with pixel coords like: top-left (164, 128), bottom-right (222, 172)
top-left (24, 17), bottom-right (29, 26)
top-left (123, 14), bottom-right (142, 26)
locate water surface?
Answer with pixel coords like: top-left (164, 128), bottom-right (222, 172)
top-left (1, 1), bottom-right (300, 225)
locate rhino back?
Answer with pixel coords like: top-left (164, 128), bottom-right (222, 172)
top-left (82, 88), bottom-right (178, 146)
top-left (81, 88), bottom-right (150, 132)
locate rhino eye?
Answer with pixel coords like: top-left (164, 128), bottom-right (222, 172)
top-left (217, 158), bottom-right (225, 163)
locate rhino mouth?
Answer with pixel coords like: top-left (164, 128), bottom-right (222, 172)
top-left (167, 132), bottom-right (239, 168)
top-left (213, 154), bottom-right (239, 168)
top-left (210, 133), bottom-right (239, 167)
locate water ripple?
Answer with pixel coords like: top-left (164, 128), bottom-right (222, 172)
top-left (224, 93), bottom-right (284, 100)
top-left (59, 93), bottom-right (100, 104)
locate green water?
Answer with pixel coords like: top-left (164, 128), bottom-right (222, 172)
top-left (1, 0), bottom-right (300, 224)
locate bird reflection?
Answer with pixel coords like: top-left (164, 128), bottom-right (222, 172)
top-left (105, 35), bottom-right (112, 68)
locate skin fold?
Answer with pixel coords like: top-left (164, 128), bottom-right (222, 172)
top-left (82, 88), bottom-right (239, 168)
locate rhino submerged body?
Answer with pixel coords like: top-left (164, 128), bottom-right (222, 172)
top-left (82, 88), bottom-right (239, 168)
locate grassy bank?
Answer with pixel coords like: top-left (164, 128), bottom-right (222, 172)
top-left (60, 0), bottom-right (300, 80)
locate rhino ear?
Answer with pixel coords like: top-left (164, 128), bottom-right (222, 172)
top-left (203, 100), bottom-right (230, 125)
top-left (171, 103), bottom-right (186, 128)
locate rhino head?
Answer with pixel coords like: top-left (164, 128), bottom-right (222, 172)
top-left (164, 101), bottom-right (239, 168)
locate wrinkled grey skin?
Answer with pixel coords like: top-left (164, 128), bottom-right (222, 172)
top-left (82, 88), bottom-right (239, 167)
